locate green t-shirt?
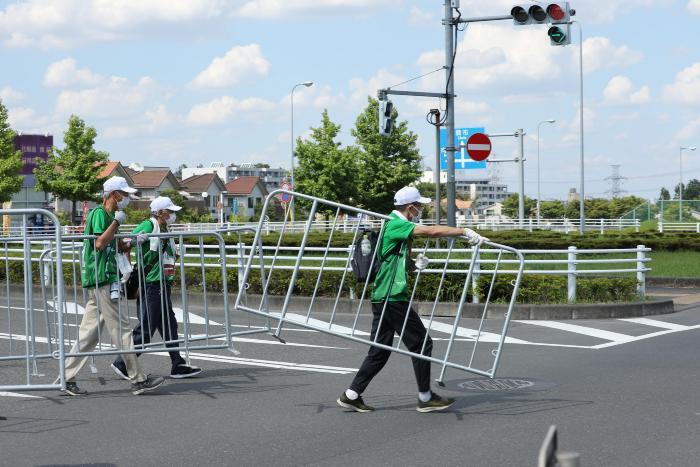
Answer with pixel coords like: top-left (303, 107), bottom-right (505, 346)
top-left (133, 219), bottom-right (176, 283)
top-left (371, 212), bottom-right (415, 303)
top-left (81, 206), bottom-right (118, 288)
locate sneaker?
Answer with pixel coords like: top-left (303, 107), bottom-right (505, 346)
top-left (131, 375), bottom-right (165, 395)
top-left (170, 364), bottom-right (202, 379)
top-left (416, 392), bottom-right (456, 413)
top-left (62, 381), bottom-right (88, 396)
top-left (336, 392), bottom-right (375, 413)
top-left (110, 362), bottom-right (130, 381)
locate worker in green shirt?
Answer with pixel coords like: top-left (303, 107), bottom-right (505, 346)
top-left (338, 186), bottom-right (487, 413)
top-left (111, 196), bottom-right (202, 380)
top-left (62, 176), bottom-right (165, 396)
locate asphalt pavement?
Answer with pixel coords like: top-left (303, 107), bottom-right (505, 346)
top-left (1, 291), bottom-right (699, 466)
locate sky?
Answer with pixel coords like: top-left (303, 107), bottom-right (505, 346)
top-left (1, 0), bottom-right (700, 202)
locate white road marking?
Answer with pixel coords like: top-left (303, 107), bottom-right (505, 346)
top-left (516, 320), bottom-right (634, 342)
top-left (591, 325), bottom-right (700, 349)
top-left (271, 312), bottom-right (370, 336)
top-left (172, 307), bottom-right (221, 326)
top-left (617, 318), bottom-right (690, 331)
top-left (159, 351), bottom-right (357, 374)
top-left (0, 391), bottom-right (44, 399)
top-left (424, 319), bottom-right (529, 344)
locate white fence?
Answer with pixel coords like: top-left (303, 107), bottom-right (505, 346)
top-left (658, 222), bottom-right (700, 233)
top-left (2, 242), bottom-right (651, 304)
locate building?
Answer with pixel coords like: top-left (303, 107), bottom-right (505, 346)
top-left (421, 170), bottom-right (509, 211)
top-left (227, 163), bottom-right (286, 191)
top-left (224, 176), bottom-right (268, 219)
top-left (181, 162), bottom-right (287, 193)
top-left (10, 133), bottom-right (53, 209)
top-left (181, 162), bottom-right (227, 184)
top-left (180, 173), bottom-right (227, 217)
top-left (126, 166), bottom-right (181, 200)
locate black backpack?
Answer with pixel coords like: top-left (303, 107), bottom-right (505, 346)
top-left (350, 230), bottom-right (381, 283)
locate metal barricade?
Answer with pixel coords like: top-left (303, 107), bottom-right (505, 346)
top-left (235, 190), bottom-right (525, 382)
top-left (0, 209), bottom-right (65, 392)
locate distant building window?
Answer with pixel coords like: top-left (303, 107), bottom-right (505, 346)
top-left (247, 198), bottom-right (253, 209)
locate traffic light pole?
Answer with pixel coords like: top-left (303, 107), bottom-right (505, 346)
top-left (444, 1), bottom-right (457, 226)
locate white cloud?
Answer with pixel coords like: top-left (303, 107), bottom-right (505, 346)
top-left (583, 37), bottom-right (643, 74)
top-left (187, 96), bottom-right (276, 125)
top-left (408, 6), bottom-right (435, 26)
top-left (43, 58), bottom-right (103, 87)
top-left (348, 69), bottom-right (406, 104)
top-left (7, 107), bottom-right (36, 128)
top-left (663, 62), bottom-right (700, 105)
top-left (190, 44), bottom-right (271, 89)
top-left (54, 76), bottom-right (157, 119)
top-left (688, 0), bottom-right (700, 14)
top-left (674, 117), bottom-right (700, 141)
top-left (0, 0), bottom-right (225, 48)
top-left (145, 105), bottom-right (179, 129)
top-left (603, 76), bottom-right (651, 105)
top-left (0, 86), bottom-right (24, 103)
top-left (235, 0), bottom-right (398, 19)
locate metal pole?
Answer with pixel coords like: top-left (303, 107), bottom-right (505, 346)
top-left (572, 21), bottom-right (585, 234)
top-left (679, 147), bottom-right (683, 222)
top-left (445, 0), bottom-right (456, 227)
top-left (517, 129), bottom-right (525, 226)
top-left (435, 110), bottom-right (441, 226)
top-left (290, 81), bottom-right (313, 224)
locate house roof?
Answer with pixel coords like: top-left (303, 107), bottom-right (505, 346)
top-left (126, 168), bottom-right (179, 190)
top-left (225, 176), bottom-right (268, 196)
top-left (180, 173), bottom-right (225, 193)
top-left (440, 199), bottom-right (473, 209)
top-left (97, 161), bottom-right (134, 185)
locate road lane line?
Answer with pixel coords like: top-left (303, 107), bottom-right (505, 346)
top-left (516, 320), bottom-right (634, 342)
top-left (617, 318), bottom-right (690, 331)
top-left (424, 319), bottom-right (530, 344)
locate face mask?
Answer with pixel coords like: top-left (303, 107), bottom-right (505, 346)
top-left (165, 213), bottom-right (176, 225)
top-left (116, 194), bottom-right (130, 209)
top-left (410, 206), bottom-right (422, 224)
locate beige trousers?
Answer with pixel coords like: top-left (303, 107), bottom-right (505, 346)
top-left (64, 285), bottom-right (146, 383)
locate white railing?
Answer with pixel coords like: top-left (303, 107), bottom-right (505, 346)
top-left (1, 241), bottom-right (650, 304)
top-left (658, 222), bottom-right (700, 233)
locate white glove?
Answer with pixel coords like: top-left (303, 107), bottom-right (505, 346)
top-left (414, 254), bottom-right (430, 271)
top-left (463, 228), bottom-right (488, 246)
top-left (135, 233), bottom-right (148, 245)
top-left (114, 211), bottom-right (127, 225)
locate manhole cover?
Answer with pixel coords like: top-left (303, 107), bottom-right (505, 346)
top-left (458, 378), bottom-right (534, 391)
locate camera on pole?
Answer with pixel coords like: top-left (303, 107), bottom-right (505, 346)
top-left (378, 95), bottom-right (395, 136)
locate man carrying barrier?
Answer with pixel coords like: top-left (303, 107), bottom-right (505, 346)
top-left (60, 176), bottom-right (165, 396)
top-left (337, 186), bottom-right (489, 413)
top-left (111, 196), bottom-right (202, 380)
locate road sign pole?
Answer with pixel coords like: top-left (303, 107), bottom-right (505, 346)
top-left (518, 129), bottom-right (525, 227)
top-left (434, 110), bottom-right (441, 227)
top-left (445, 1), bottom-right (456, 227)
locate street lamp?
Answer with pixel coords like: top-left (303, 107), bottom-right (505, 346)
top-left (537, 119), bottom-right (556, 226)
top-left (679, 146), bottom-right (697, 222)
top-left (290, 81), bottom-right (314, 222)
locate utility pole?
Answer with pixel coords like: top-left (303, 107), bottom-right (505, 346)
top-left (444, 1), bottom-right (457, 226)
top-left (430, 109), bottom-right (442, 226)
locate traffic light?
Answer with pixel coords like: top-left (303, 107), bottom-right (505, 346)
top-left (378, 98), bottom-right (394, 136)
top-left (511, 2), bottom-right (573, 26)
top-left (548, 23), bottom-right (571, 45)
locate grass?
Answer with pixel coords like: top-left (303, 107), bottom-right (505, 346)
top-left (647, 251), bottom-right (700, 277)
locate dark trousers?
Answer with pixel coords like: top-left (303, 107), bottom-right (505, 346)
top-left (114, 282), bottom-right (185, 370)
top-left (349, 301), bottom-right (433, 394)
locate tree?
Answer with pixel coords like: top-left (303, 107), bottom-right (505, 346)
top-left (539, 200), bottom-right (565, 219)
top-left (352, 97), bottom-right (422, 213)
top-left (0, 100), bottom-right (23, 204)
top-left (683, 178), bottom-right (700, 199)
top-left (502, 194), bottom-right (535, 218)
top-left (35, 115), bottom-right (109, 224)
top-left (659, 187), bottom-right (671, 200)
top-left (174, 163), bottom-right (187, 179)
top-left (294, 110), bottom-right (358, 216)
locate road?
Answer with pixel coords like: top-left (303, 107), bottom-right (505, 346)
top-left (1, 290), bottom-right (699, 466)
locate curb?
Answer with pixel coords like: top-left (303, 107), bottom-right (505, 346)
top-left (647, 277), bottom-right (700, 288)
top-left (181, 292), bottom-right (676, 321)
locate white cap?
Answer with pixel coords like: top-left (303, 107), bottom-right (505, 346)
top-left (150, 196), bottom-right (182, 213)
top-left (103, 176), bottom-right (137, 195)
top-left (393, 186), bottom-right (431, 206)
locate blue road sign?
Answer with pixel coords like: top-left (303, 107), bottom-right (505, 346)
top-left (440, 127), bottom-right (487, 170)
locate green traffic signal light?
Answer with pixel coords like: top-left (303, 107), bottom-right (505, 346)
top-left (548, 26), bottom-right (567, 45)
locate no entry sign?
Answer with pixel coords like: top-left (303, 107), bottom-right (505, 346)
top-left (466, 133), bottom-right (492, 162)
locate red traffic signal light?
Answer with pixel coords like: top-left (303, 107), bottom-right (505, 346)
top-left (546, 2), bottom-right (571, 24)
